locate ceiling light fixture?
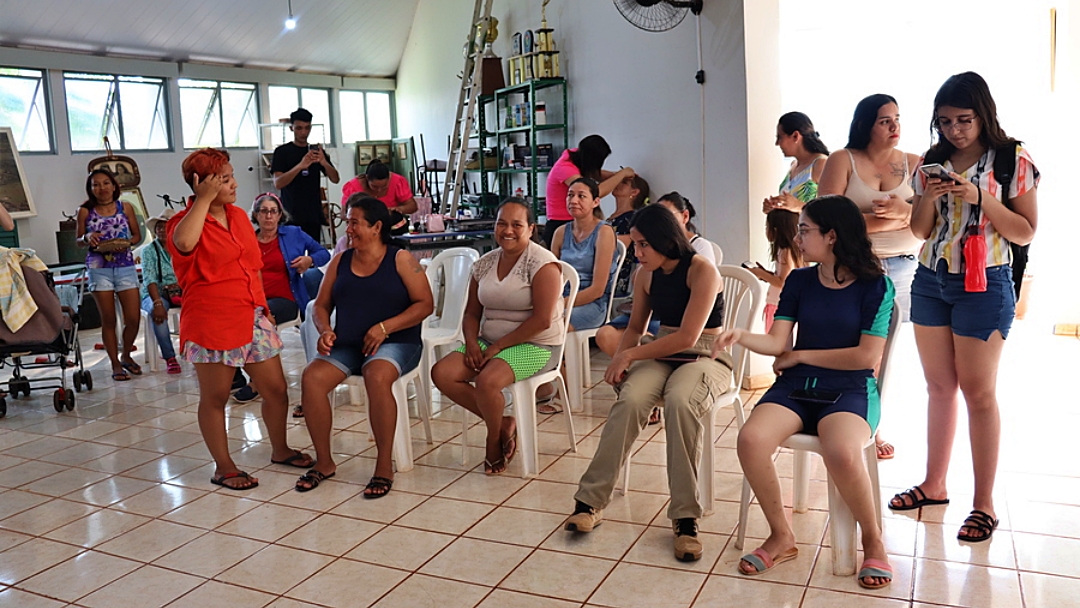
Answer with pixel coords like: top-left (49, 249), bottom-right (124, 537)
top-left (285, 0), bottom-right (297, 30)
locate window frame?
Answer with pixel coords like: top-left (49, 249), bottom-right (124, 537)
top-left (178, 78), bottom-right (260, 150)
top-left (339, 89), bottom-right (396, 143)
top-left (0, 66), bottom-right (55, 154)
top-left (63, 70), bottom-right (172, 153)
top-left (266, 85), bottom-right (335, 147)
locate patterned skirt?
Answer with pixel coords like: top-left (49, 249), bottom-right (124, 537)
top-left (181, 308), bottom-right (283, 367)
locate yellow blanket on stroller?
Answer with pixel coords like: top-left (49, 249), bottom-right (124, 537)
top-left (0, 247), bottom-right (49, 333)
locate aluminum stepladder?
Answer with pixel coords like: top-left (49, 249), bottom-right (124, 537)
top-left (439, 0), bottom-right (495, 217)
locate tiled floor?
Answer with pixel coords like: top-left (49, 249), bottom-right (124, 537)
top-left (0, 318), bottom-right (1077, 607)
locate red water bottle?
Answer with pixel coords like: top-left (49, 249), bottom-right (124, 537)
top-left (963, 225), bottom-right (987, 292)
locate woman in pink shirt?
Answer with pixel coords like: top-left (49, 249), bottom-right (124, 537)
top-left (341, 161), bottom-right (417, 235)
top-left (544, 135), bottom-right (634, 246)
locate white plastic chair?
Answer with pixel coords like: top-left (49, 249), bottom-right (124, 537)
top-left (459, 261), bottom-right (580, 477)
top-left (333, 365), bottom-right (424, 473)
top-left (616, 265), bottom-right (764, 516)
top-left (420, 247), bottom-right (480, 416)
top-left (564, 240), bottom-right (627, 412)
top-left (142, 306), bottom-right (181, 371)
top-left (734, 302), bottom-right (901, 576)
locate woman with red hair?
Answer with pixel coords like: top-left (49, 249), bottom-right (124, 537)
top-left (167, 148), bottom-right (313, 490)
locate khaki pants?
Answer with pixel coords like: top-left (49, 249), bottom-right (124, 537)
top-left (574, 357), bottom-right (733, 520)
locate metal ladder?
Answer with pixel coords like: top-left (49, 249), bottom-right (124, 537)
top-left (439, 0), bottom-right (495, 217)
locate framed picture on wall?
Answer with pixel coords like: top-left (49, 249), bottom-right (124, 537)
top-left (374, 144), bottom-right (391, 164)
top-left (0, 127), bottom-right (38, 219)
top-left (87, 156), bottom-right (141, 188)
top-left (396, 142), bottom-right (408, 160)
top-left (356, 145), bottom-right (374, 166)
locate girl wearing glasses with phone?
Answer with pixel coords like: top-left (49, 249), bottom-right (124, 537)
top-left (893, 72), bottom-right (1039, 544)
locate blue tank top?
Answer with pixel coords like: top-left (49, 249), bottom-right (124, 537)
top-left (332, 247), bottom-right (421, 347)
top-left (561, 221), bottom-right (617, 295)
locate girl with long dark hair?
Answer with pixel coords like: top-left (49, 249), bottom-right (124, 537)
top-left (763, 111), bottom-right (830, 213)
top-left (890, 73), bottom-right (1039, 544)
top-left (718, 195), bottom-right (895, 588)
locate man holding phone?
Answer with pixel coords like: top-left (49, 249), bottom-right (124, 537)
top-left (272, 107), bottom-right (340, 241)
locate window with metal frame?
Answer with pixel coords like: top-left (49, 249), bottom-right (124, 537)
top-left (0, 67), bottom-right (53, 153)
top-left (64, 72), bottom-right (170, 151)
top-left (267, 85), bottom-right (332, 145)
top-left (179, 79), bottom-right (259, 149)
top-left (340, 90), bottom-right (394, 142)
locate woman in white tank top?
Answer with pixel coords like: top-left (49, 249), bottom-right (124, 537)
top-left (818, 93), bottom-right (921, 461)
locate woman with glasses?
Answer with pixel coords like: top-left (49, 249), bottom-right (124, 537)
top-left (817, 94), bottom-right (921, 461)
top-left (891, 73), bottom-right (1038, 544)
top-left (231, 193), bottom-right (331, 404)
top-left (718, 195), bottom-right (895, 588)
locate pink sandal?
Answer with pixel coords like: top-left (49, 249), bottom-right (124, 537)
top-left (165, 358), bottom-right (182, 374)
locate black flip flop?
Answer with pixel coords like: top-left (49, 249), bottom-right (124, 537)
top-left (958, 509), bottom-right (999, 542)
top-left (211, 471), bottom-right (259, 491)
top-left (271, 450), bottom-right (314, 468)
top-left (888, 485), bottom-right (950, 511)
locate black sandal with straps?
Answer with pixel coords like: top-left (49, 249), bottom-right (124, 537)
top-left (363, 476), bottom-right (393, 499)
top-left (958, 509), bottom-right (999, 542)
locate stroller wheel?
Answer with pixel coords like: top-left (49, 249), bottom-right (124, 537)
top-left (0, 397), bottom-right (6, 418)
top-left (73, 372), bottom-right (82, 393)
top-left (21, 380), bottom-right (30, 398)
top-left (65, 390), bottom-right (75, 411)
top-left (82, 371), bottom-right (93, 391)
top-left (53, 389), bottom-right (65, 413)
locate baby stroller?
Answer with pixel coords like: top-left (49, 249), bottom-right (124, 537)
top-left (0, 266), bottom-right (90, 418)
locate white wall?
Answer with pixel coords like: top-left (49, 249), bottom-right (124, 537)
top-left (0, 47), bottom-right (394, 263)
top-left (395, 0), bottom-right (782, 266)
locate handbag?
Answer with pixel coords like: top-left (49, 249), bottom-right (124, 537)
top-left (153, 242), bottom-right (182, 306)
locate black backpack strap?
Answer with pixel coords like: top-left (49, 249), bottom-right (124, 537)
top-left (993, 143), bottom-right (1026, 299)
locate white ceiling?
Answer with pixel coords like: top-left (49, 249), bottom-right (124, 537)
top-left (0, 0), bottom-right (420, 77)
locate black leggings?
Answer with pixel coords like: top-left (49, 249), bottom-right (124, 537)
top-left (267, 297), bottom-right (299, 325)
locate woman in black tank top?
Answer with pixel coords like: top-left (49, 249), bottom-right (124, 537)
top-left (567, 204), bottom-right (733, 563)
top-left (296, 197), bottom-right (433, 496)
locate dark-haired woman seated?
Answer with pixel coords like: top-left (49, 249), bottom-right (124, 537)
top-left (297, 195), bottom-right (433, 496)
top-left (431, 198), bottom-right (564, 475)
top-left (566, 203), bottom-right (731, 564)
top-left (716, 195), bottom-right (894, 589)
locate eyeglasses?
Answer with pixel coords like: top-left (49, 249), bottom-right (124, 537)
top-left (256, 208), bottom-right (281, 216)
top-left (936, 116), bottom-right (977, 132)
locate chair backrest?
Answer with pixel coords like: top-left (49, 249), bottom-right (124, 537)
top-left (602, 240), bottom-right (628, 322)
top-left (710, 240), bottom-right (724, 269)
top-left (876, 302), bottom-right (903, 400)
top-left (424, 247), bottom-right (479, 334)
top-left (553, 261), bottom-right (581, 361)
top-left (717, 265), bottom-right (766, 391)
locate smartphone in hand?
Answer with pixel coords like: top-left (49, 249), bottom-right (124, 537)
top-left (919, 163), bottom-right (955, 182)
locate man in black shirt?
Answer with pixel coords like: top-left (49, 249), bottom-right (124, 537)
top-left (271, 108), bottom-right (340, 242)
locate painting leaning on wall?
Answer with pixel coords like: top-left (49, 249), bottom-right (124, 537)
top-left (0, 127), bottom-right (38, 219)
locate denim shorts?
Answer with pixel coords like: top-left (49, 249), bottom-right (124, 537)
top-left (910, 259), bottom-right (1015, 341)
top-left (570, 299), bottom-right (609, 330)
top-left (315, 341), bottom-right (422, 377)
top-left (606, 313), bottom-right (662, 336)
top-left (89, 266), bottom-right (139, 292)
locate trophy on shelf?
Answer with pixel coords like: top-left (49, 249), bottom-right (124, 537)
top-left (507, 0), bottom-right (561, 85)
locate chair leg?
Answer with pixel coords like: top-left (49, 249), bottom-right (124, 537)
top-left (735, 476), bottom-right (752, 550)
top-left (415, 352), bottom-right (433, 445)
top-left (555, 374), bottom-right (576, 451)
top-left (142, 310), bottom-right (158, 372)
top-left (391, 375), bottom-right (415, 473)
top-left (511, 382), bottom-right (540, 478)
top-left (564, 335), bottom-right (584, 413)
top-left (699, 408), bottom-right (715, 516)
top-left (793, 449), bottom-right (811, 514)
top-left (460, 404), bottom-right (470, 466)
top-left (619, 453), bottom-right (630, 496)
top-left (827, 475), bottom-right (858, 576)
top-left (865, 442), bottom-right (882, 525)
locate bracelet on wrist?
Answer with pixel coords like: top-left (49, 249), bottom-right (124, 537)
top-left (379, 321), bottom-right (389, 337)
top-left (152, 300), bottom-right (164, 307)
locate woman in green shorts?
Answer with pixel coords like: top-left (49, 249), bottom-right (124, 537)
top-left (432, 198), bottom-right (564, 475)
